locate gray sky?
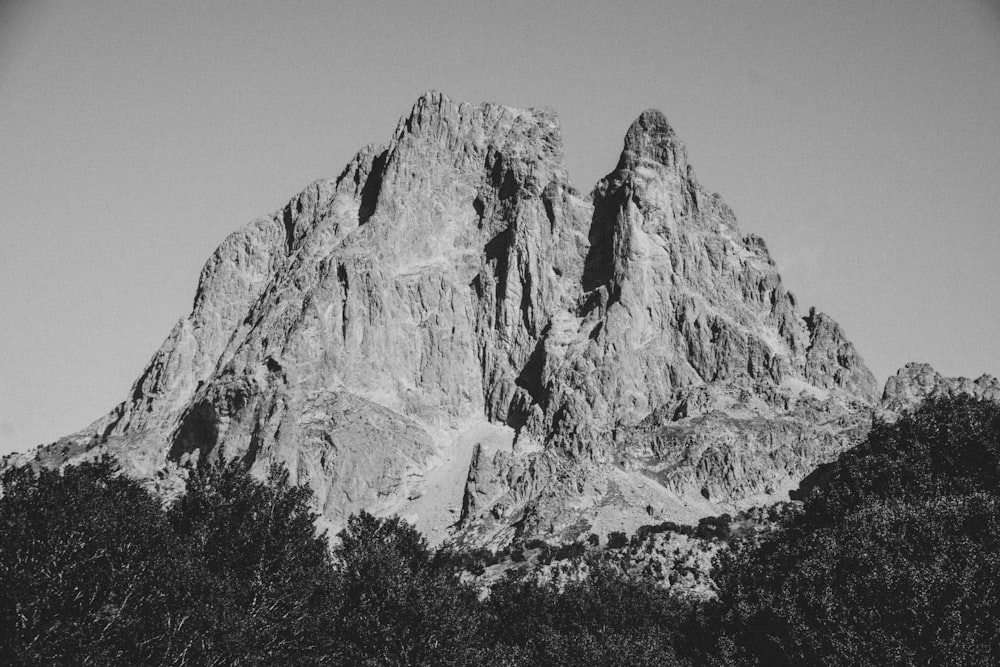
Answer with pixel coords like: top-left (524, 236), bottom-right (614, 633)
top-left (2, 1), bottom-right (998, 456)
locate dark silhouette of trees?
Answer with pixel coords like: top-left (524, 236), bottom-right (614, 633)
top-left (0, 457), bottom-right (338, 666)
top-left (714, 396), bottom-right (1000, 665)
top-left (326, 511), bottom-right (479, 665)
top-left (4, 395), bottom-right (1000, 665)
top-left (0, 458), bottom-right (197, 665)
top-left (167, 459), bottom-right (339, 665)
top-left (478, 559), bottom-right (694, 666)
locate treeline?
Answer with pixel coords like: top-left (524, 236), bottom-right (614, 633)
top-left (715, 393), bottom-right (1000, 665)
top-left (2, 394), bottom-right (999, 665)
top-left (0, 456), bottom-right (699, 666)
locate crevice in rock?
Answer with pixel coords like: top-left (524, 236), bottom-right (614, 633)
top-left (581, 180), bottom-right (625, 303)
top-left (515, 330), bottom-right (549, 407)
top-left (282, 205), bottom-right (296, 254)
top-left (484, 228), bottom-right (511, 327)
top-left (169, 400), bottom-right (220, 464)
top-left (337, 263), bottom-right (350, 344)
top-left (542, 181), bottom-right (558, 232)
top-left (242, 415), bottom-right (264, 468)
top-left (99, 404), bottom-right (126, 441)
top-left (489, 151), bottom-right (519, 201)
top-left (519, 258), bottom-right (535, 336)
top-left (358, 150), bottom-right (388, 225)
top-left (483, 228), bottom-right (511, 263)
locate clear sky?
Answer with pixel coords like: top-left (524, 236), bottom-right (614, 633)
top-left (1, 1), bottom-right (998, 456)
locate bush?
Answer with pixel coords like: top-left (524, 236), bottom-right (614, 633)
top-left (695, 514), bottom-right (731, 541)
top-left (805, 395), bottom-right (1000, 524)
top-left (552, 542), bottom-right (585, 561)
top-left (16, 395), bottom-right (995, 665)
top-left (607, 531), bottom-right (629, 549)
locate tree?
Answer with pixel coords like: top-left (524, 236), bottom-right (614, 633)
top-left (327, 511), bottom-right (479, 665)
top-left (714, 396), bottom-right (1000, 665)
top-left (607, 531), bottom-right (629, 549)
top-left (805, 394), bottom-right (1000, 525)
top-left (0, 457), bottom-right (196, 665)
top-left (478, 558), bottom-right (691, 666)
top-left (167, 459), bottom-right (338, 665)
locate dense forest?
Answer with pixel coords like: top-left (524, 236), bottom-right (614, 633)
top-left (2, 395), bottom-right (999, 665)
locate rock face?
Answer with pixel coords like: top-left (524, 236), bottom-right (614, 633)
top-left (14, 92), bottom-right (885, 544)
top-left (880, 362), bottom-right (1000, 416)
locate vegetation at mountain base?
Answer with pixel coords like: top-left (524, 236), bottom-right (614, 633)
top-left (713, 394), bottom-right (1000, 665)
top-left (2, 395), bottom-right (999, 665)
top-left (0, 458), bottom-right (341, 665)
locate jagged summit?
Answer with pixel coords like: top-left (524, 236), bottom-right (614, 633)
top-left (618, 108), bottom-right (686, 170)
top-left (391, 91), bottom-right (564, 159)
top-left (12, 93), bottom-right (892, 545)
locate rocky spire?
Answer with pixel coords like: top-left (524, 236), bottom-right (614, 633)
top-left (616, 108), bottom-right (687, 171)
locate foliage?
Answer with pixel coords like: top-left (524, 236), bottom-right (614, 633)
top-left (805, 394), bottom-right (1000, 524)
top-left (607, 531), bottom-right (629, 549)
top-left (478, 558), bottom-right (694, 666)
top-left (694, 514), bottom-right (732, 541)
top-left (0, 457), bottom-right (337, 666)
top-left (4, 395), bottom-right (1000, 665)
top-left (714, 396), bottom-right (1000, 665)
top-left (0, 458), bottom-right (195, 665)
top-left (551, 541), bottom-right (585, 561)
top-left (167, 459), bottom-right (338, 665)
top-left (328, 511), bottom-right (479, 666)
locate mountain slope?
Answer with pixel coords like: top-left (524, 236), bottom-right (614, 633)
top-left (15, 93), bottom-right (882, 544)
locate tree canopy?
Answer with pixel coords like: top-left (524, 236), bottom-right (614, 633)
top-left (2, 395), bottom-right (999, 665)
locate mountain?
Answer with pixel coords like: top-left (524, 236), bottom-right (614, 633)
top-left (13, 92), bottom-right (922, 545)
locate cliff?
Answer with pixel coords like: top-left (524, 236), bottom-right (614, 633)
top-left (13, 93), bottom-right (895, 545)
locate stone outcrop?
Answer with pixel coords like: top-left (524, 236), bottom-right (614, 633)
top-left (10, 92), bottom-right (889, 545)
top-left (879, 362), bottom-right (1000, 416)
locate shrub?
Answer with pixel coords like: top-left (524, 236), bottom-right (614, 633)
top-left (552, 542), bottom-right (585, 561)
top-left (695, 514), bottom-right (731, 541)
top-left (607, 531), bottom-right (629, 549)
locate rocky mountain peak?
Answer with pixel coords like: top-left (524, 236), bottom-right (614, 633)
top-left (617, 108), bottom-right (686, 172)
top-left (389, 91), bottom-right (565, 169)
top-left (804, 307), bottom-right (878, 402)
top-left (13, 93), bottom-right (887, 546)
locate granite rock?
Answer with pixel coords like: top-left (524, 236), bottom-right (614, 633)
top-left (10, 93), bottom-right (885, 544)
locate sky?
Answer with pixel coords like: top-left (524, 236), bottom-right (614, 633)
top-left (1, 1), bottom-right (998, 456)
